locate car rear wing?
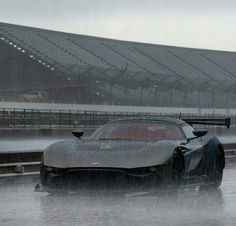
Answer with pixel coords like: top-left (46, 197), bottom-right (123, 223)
top-left (182, 117), bottom-right (231, 129)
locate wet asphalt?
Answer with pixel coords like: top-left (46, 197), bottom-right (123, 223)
top-left (0, 167), bottom-right (235, 226)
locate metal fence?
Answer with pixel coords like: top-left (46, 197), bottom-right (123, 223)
top-left (0, 108), bottom-right (236, 129)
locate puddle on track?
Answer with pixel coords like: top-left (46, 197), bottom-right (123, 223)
top-left (0, 168), bottom-right (235, 226)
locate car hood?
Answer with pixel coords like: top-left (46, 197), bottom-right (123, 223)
top-left (43, 139), bottom-right (178, 169)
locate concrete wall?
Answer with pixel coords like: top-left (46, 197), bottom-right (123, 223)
top-left (0, 101), bottom-right (234, 115)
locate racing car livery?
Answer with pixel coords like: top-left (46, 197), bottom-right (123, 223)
top-left (40, 116), bottom-right (230, 190)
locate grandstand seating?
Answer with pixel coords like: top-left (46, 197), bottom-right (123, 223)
top-left (0, 22), bottom-right (236, 108)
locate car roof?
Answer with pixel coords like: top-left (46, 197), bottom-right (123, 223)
top-left (108, 116), bottom-right (188, 126)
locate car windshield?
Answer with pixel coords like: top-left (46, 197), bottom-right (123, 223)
top-left (90, 122), bottom-right (185, 141)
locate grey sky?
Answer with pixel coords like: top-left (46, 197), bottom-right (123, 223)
top-left (0, 0), bottom-right (236, 51)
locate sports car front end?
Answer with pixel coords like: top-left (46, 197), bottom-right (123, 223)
top-left (40, 138), bottom-right (177, 190)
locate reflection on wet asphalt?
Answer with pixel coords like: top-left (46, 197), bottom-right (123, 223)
top-left (0, 168), bottom-right (236, 226)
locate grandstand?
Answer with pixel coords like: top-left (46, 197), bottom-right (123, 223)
top-left (0, 22), bottom-right (236, 108)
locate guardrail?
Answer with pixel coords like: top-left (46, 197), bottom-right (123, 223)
top-left (0, 162), bottom-right (40, 177)
top-left (1, 108), bottom-right (236, 128)
top-left (0, 151), bottom-right (42, 177)
top-left (0, 145), bottom-right (235, 178)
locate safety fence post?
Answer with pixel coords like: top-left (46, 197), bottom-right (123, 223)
top-left (23, 109), bottom-right (26, 128)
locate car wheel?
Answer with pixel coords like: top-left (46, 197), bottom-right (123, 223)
top-left (205, 145), bottom-right (225, 189)
top-left (172, 148), bottom-right (185, 186)
top-left (40, 165), bottom-right (49, 186)
top-left (212, 146), bottom-right (224, 188)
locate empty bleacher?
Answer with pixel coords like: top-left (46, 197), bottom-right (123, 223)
top-left (1, 22), bottom-right (236, 108)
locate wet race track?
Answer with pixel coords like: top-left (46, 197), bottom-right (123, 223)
top-left (0, 167), bottom-right (235, 226)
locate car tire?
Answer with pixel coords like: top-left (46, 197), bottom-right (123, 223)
top-left (172, 148), bottom-right (185, 186)
top-left (205, 144), bottom-right (225, 189)
top-left (211, 146), bottom-right (225, 188)
top-left (40, 165), bottom-right (49, 186)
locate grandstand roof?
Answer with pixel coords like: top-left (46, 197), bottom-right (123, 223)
top-left (0, 22), bottom-right (236, 108)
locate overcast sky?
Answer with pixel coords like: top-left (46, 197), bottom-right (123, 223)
top-left (0, 0), bottom-right (236, 51)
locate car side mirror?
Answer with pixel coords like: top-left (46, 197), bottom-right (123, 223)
top-left (192, 129), bottom-right (208, 138)
top-left (72, 129), bottom-right (84, 139)
top-left (182, 129), bottom-right (208, 145)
